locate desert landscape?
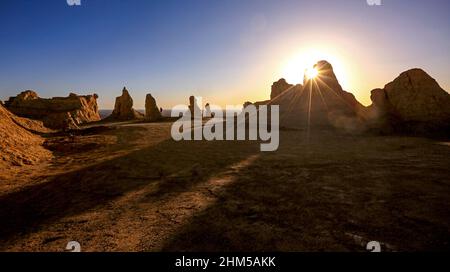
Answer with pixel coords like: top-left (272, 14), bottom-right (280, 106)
top-left (1, 0), bottom-right (450, 254)
top-left (1, 59), bottom-right (449, 252)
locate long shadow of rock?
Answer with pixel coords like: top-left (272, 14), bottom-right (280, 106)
top-left (0, 133), bottom-right (260, 244)
top-left (161, 132), bottom-right (450, 251)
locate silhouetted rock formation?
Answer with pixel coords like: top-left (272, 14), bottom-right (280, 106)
top-left (243, 101), bottom-right (253, 108)
top-left (367, 69), bottom-right (450, 134)
top-left (266, 83), bottom-right (302, 114)
top-left (145, 93), bottom-right (162, 121)
top-left (243, 100), bottom-right (270, 110)
top-left (204, 103), bottom-right (212, 118)
top-left (108, 87), bottom-right (144, 121)
top-left (271, 78), bottom-right (293, 100)
top-left (254, 100), bottom-right (271, 108)
top-left (189, 96), bottom-right (202, 117)
top-left (5, 90), bottom-right (100, 130)
top-left (0, 103), bottom-right (51, 167)
top-left (270, 60), bottom-right (365, 131)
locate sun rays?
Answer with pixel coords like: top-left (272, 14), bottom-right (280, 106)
top-left (280, 48), bottom-right (349, 87)
top-left (305, 67), bottom-right (319, 80)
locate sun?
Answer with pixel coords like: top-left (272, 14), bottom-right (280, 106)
top-left (280, 47), bottom-right (349, 87)
top-left (305, 67), bottom-right (319, 80)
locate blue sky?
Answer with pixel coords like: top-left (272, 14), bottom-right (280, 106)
top-left (0, 0), bottom-right (449, 108)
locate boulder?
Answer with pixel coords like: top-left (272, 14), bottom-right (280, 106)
top-left (145, 93), bottom-right (162, 121)
top-left (367, 69), bottom-right (450, 134)
top-left (5, 90), bottom-right (101, 130)
top-left (108, 87), bottom-right (144, 121)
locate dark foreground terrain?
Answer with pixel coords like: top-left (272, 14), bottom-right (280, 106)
top-left (0, 121), bottom-right (449, 251)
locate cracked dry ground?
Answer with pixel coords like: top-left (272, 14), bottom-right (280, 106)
top-left (0, 121), bottom-right (449, 251)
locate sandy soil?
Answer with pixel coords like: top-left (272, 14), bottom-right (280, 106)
top-left (0, 121), bottom-right (449, 252)
top-left (0, 104), bottom-right (52, 174)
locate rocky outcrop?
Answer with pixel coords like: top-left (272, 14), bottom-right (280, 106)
top-left (254, 100), bottom-right (271, 108)
top-left (269, 84), bottom-right (302, 106)
top-left (145, 93), bottom-right (162, 121)
top-left (243, 101), bottom-right (253, 108)
top-left (367, 69), bottom-right (450, 134)
top-left (0, 103), bottom-right (51, 167)
top-left (189, 96), bottom-right (202, 117)
top-left (242, 100), bottom-right (271, 110)
top-left (270, 60), bottom-right (365, 131)
top-left (108, 87), bottom-right (144, 121)
top-left (204, 103), bottom-right (212, 118)
top-left (271, 78), bottom-right (293, 100)
top-left (5, 90), bottom-right (101, 130)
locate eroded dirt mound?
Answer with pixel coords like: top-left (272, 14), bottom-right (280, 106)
top-left (10, 114), bottom-right (54, 134)
top-left (0, 104), bottom-right (51, 167)
top-left (5, 90), bottom-right (101, 130)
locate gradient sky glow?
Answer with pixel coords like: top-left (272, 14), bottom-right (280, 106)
top-left (0, 0), bottom-right (449, 109)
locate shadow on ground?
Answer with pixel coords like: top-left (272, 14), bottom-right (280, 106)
top-left (1, 125), bottom-right (450, 251)
top-left (161, 131), bottom-right (450, 251)
top-left (0, 127), bottom-right (260, 246)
